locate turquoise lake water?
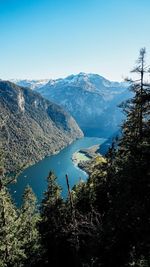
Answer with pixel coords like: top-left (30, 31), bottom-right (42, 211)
top-left (9, 137), bottom-right (106, 206)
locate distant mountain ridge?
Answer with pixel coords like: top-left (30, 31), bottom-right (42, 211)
top-left (13, 73), bottom-right (130, 137)
top-left (12, 73), bottom-right (127, 92)
top-left (0, 81), bottom-right (83, 173)
top-left (10, 79), bottom-right (49, 90)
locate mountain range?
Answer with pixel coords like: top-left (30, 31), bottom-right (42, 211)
top-left (13, 73), bottom-right (130, 137)
top-left (0, 81), bottom-right (83, 173)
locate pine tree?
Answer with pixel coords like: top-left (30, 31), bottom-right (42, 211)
top-left (0, 187), bottom-right (24, 267)
top-left (39, 172), bottom-right (83, 267)
top-left (39, 171), bottom-right (66, 266)
top-left (119, 48), bottom-right (150, 160)
top-left (117, 48), bottom-right (150, 202)
top-left (100, 48), bottom-right (150, 267)
top-left (18, 185), bottom-right (40, 267)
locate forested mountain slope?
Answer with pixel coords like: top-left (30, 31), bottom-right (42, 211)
top-left (0, 81), bottom-right (83, 173)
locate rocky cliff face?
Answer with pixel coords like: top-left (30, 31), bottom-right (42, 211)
top-left (0, 81), bottom-right (83, 173)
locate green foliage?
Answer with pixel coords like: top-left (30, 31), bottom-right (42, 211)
top-left (0, 188), bottom-right (25, 267)
top-left (0, 80), bottom-right (83, 174)
top-left (0, 48), bottom-right (150, 267)
top-left (38, 171), bottom-right (102, 267)
top-left (98, 48), bottom-right (150, 267)
top-left (67, 48), bottom-right (150, 266)
top-left (39, 171), bottom-right (67, 266)
top-left (19, 185), bottom-right (41, 267)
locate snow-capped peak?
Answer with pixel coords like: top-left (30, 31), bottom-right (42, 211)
top-left (10, 79), bottom-right (49, 90)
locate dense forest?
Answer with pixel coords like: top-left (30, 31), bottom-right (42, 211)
top-left (0, 48), bottom-right (150, 267)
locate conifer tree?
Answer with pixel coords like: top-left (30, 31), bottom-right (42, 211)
top-left (119, 48), bottom-right (150, 160)
top-left (0, 186), bottom-right (24, 267)
top-left (101, 48), bottom-right (150, 267)
top-left (19, 185), bottom-right (40, 267)
top-left (39, 171), bottom-right (65, 266)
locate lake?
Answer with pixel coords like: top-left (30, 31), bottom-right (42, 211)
top-left (9, 137), bottom-right (106, 206)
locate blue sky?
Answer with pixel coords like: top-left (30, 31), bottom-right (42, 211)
top-left (0, 0), bottom-right (150, 81)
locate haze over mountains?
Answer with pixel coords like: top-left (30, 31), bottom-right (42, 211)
top-left (13, 73), bottom-right (130, 137)
top-left (0, 73), bottom-right (130, 174)
top-left (0, 81), bottom-right (83, 173)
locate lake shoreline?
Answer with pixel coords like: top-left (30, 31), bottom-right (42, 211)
top-left (72, 144), bottom-right (101, 172)
top-left (10, 137), bottom-right (82, 184)
top-left (9, 137), bottom-right (106, 206)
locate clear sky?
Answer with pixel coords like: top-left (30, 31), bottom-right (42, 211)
top-left (0, 0), bottom-right (150, 81)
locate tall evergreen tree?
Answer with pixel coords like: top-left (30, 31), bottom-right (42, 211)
top-left (18, 185), bottom-right (40, 267)
top-left (100, 48), bottom-right (150, 267)
top-left (39, 171), bottom-right (66, 266)
top-left (0, 187), bottom-right (24, 267)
